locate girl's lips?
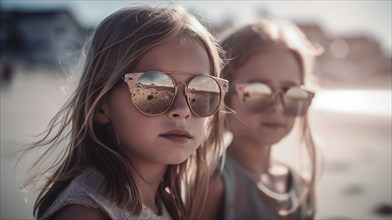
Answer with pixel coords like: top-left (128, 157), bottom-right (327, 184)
top-left (159, 129), bottom-right (193, 144)
top-left (262, 122), bottom-right (285, 128)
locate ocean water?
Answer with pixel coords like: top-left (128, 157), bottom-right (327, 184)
top-left (1, 68), bottom-right (391, 219)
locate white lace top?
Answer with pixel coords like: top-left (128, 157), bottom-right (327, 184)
top-left (40, 167), bottom-right (172, 220)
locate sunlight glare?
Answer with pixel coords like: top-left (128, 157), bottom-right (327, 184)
top-left (312, 90), bottom-right (391, 116)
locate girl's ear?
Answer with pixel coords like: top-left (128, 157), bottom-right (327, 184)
top-left (95, 98), bottom-right (111, 124)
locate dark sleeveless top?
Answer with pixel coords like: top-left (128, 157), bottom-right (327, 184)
top-left (221, 157), bottom-right (314, 220)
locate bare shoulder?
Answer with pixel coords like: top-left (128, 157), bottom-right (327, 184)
top-left (199, 172), bottom-right (225, 220)
top-left (53, 204), bottom-right (108, 220)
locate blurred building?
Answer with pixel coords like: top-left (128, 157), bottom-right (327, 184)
top-left (0, 8), bottom-right (92, 69)
top-left (299, 24), bottom-right (391, 88)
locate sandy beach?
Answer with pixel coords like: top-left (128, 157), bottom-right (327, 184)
top-left (1, 67), bottom-right (391, 219)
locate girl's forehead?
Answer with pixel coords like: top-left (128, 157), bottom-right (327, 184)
top-left (233, 47), bottom-right (302, 85)
top-left (132, 37), bottom-right (211, 76)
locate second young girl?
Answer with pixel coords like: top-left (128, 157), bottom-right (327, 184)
top-left (21, 4), bottom-right (228, 220)
top-left (202, 18), bottom-right (323, 220)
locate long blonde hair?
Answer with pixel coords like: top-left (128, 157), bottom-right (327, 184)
top-left (220, 18), bottom-right (323, 216)
top-left (20, 4), bottom-right (224, 220)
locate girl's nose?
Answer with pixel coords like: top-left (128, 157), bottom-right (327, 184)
top-left (168, 84), bottom-right (191, 119)
top-left (267, 92), bottom-right (285, 113)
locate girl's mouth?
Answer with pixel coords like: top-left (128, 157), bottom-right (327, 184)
top-left (262, 122), bottom-right (285, 129)
top-left (159, 129), bottom-right (193, 144)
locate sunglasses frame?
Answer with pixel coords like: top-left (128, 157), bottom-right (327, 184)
top-left (235, 82), bottom-right (315, 116)
top-left (123, 71), bottom-right (229, 117)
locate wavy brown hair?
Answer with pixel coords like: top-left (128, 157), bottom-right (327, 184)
top-left (19, 4), bottom-right (224, 220)
top-left (220, 18), bottom-right (323, 217)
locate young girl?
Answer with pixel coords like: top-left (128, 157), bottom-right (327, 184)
top-left (201, 19), bottom-right (323, 219)
top-left (20, 4), bottom-right (228, 220)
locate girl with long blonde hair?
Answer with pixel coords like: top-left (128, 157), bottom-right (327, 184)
top-left (21, 4), bottom-right (227, 220)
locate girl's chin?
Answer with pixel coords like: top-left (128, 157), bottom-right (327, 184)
top-left (165, 152), bottom-right (194, 165)
top-left (258, 137), bottom-right (286, 146)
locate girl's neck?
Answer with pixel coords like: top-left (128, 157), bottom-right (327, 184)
top-left (130, 163), bottom-right (167, 214)
top-left (227, 139), bottom-right (272, 179)
top-left (227, 139), bottom-right (290, 194)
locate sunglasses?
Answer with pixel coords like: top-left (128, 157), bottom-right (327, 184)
top-left (123, 71), bottom-right (229, 117)
top-left (235, 82), bottom-right (315, 116)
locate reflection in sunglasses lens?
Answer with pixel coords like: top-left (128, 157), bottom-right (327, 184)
top-left (284, 87), bottom-right (310, 116)
top-left (188, 75), bottom-right (221, 117)
top-left (241, 83), bottom-right (311, 116)
top-left (132, 72), bottom-right (175, 115)
top-left (286, 87), bottom-right (309, 99)
top-left (284, 97), bottom-right (309, 116)
top-left (284, 87), bottom-right (309, 116)
top-left (242, 83), bottom-right (272, 113)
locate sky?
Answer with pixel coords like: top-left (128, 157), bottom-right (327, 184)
top-left (1, 0), bottom-right (391, 55)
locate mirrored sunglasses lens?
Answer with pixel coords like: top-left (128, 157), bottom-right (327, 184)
top-left (187, 75), bottom-right (221, 117)
top-left (132, 72), bottom-right (175, 115)
top-left (242, 83), bottom-right (272, 113)
top-left (284, 87), bottom-right (310, 116)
